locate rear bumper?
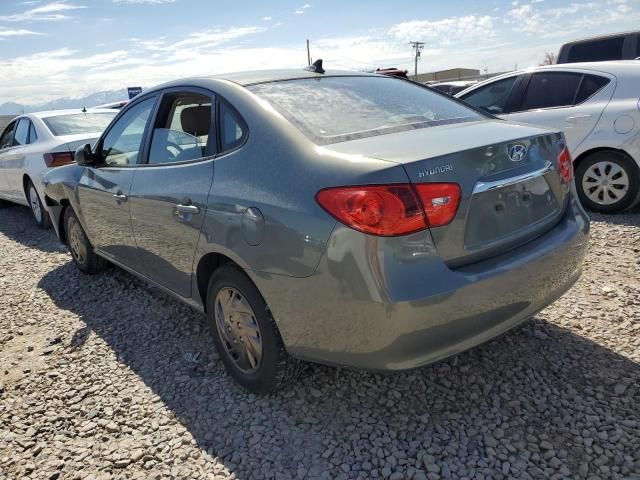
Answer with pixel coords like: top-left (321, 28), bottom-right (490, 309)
top-left (250, 191), bottom-right (590, 371)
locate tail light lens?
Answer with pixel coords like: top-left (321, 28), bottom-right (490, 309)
top-left (415, 183), bottom-right (462, 227)
top-left (316, 182), bottom-right (461, 236)
top-left (558, 146), bottom-right (573, 184)
top-left (43, 152), bottom-right (74, 168)
top-left (316, 184), bottom-right (426, 236)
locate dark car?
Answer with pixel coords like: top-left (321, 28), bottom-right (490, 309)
top-left (557, 31), bottom-right (640, 63)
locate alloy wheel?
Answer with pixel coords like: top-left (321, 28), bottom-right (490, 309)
top-left (581, 160), bottom-right (630, 206)
top-left (68, 217), bottom-right (87, 265)
top-left (29, 185), bottom-right (42, 223)
top-left (214, 287), bottom-right (263, 374)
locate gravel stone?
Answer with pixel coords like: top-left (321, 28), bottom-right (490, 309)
top-left (0, 205), bottom-right (639, 480)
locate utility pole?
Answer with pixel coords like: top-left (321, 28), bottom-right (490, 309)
top-left (306, 39), bottom-right (311, 66)
top-left (409, 41), bottom-right (425, 81)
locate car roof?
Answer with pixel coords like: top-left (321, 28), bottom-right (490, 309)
top-left (22, 108), bottom-right (118, 119)
top-left (154, 68), bottom-right (375, 90)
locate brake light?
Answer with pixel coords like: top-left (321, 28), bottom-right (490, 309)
top-left (316, 182), bottom-right (461, 236)
top-left (557, 146), bottom-right (573, 184)
top-left (414, 183), bottom-right (461, 227)
top-left (316, 184), bottom-right (426, 236)
top-left (43, 152), bottom-right (74, 168)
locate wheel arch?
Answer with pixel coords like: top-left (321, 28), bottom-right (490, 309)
top-left (573, 146), bottom-right (639, 173)
top-left (195, 251), bottom-right (248, 312)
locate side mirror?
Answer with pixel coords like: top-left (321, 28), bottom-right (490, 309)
top-left (75, 143), bottom-right (95, 166)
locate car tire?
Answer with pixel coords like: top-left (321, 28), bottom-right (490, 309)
top-left (64, 207), bottom-right (109, 274)
top-left (207, 264), bottom-right (303, 394)
top-left (575, 150), bottom-right (639, 214)
top-left (26, 180), bottom-right (51, 229)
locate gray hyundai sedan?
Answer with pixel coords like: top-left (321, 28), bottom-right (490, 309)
top-left (42, 68), bottom-right (590, 393)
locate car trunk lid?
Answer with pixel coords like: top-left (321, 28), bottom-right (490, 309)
top-left (324, 120), bottom-right (570, 266)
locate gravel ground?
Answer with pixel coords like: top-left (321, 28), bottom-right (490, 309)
top-left (0, 204), bottom-right (639, 480)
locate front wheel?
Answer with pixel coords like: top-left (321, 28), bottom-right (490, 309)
top-left (575, 151), bottom-right (639, 213)
top-left (207, 265), bottom-right (303, 394)
top-left (26, 180), bottom-right (51, 229)
top-left (64, 208), bottom-right (109, 274)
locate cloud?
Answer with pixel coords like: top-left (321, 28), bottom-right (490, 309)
top-left (294, 10), bottom-right (304, 14)
top-left (112, 0), bottom-right (176, 4)
top-left (262, 16), bottom-right (272, 21)
top-left (389, 15), bottom-right (495, 45)
top-left (0, 28), bottom-right (43, 37)
top-left (0, 2), bottom-right (86, 22)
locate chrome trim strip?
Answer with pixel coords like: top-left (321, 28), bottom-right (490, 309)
top-left (472, 161), bottom-right (553, 194)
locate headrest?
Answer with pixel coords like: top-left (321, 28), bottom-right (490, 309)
top-left (180, 105), bottom-right (211, 137)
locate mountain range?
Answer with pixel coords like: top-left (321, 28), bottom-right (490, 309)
top-left (0, 90), bottom-right (135, 115)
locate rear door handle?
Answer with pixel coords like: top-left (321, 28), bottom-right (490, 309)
top-left (113, 191), bottom-right (127, 201)
top-left (176, 204), bottom-right (200, 214)
top-left (565, 114), bottom-right (592, 124)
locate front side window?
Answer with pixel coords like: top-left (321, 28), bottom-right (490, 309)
top-left (460, 76), bottom-right (518, 115)
top-left (0, 122), bottom-right (16, 149)
top-left (43, 112), bottom-right (116, 136)
top-left (101, 97), bottom-right (155, 166)
top-left (148, 93), bottom-right (212, 164)
top-left (219, 102), bottom-right (245, 152)
top-left (520, 72), bottom-right (582, 111)
top-left (13, 119), bottom-right (30, 146)
top-left (249, 76), bottom-right (482, 145)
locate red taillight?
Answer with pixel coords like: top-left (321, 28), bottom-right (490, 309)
top-left (415, 183), bottom-right (462, 227)
top-left (316, 184), bottom-right (426, 236)
top-left (316, 182), bottom-right (461, 236)
top-left (43, 152), bottom-right (74, 168)
top-left (558, 146), bottom-right (573, 184)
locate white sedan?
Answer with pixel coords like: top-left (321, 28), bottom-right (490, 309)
top-left (457, 61), bottom-right (640, 213)
top-left (0, 109), bottom-right (117, 227)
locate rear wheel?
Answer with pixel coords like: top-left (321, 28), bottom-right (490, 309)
top-left (26, 180), bottom-right (51, 229)
top-left (64, 208), bottom-right (109, 274)
top-left (207, 265), bottom-right (303, 394)
top-left (575, 151), bottom-right (639, 213)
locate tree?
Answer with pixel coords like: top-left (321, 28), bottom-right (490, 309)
top-left (540, 52), bottom-right (557, 66)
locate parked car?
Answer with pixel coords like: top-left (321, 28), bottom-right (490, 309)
top-left (375, 67), bottom-right (409, 79)
top-left (429, 80), bottom-right (479, 96)
top-left (457, 61), bottom-right (640, 213)
top-left (557, 31), bottom-right (640, 64)
top-left (42, 69), bottom-right (589, 393)
top-left (0, 109), bottom-right (117, 227)
top-left (93, 100), bottom-right (129, 110)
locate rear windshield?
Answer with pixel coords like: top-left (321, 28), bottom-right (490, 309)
top-left (43, 112), bottom-right (117, 136)
top-left (249, 76), bottom-right (483, 145)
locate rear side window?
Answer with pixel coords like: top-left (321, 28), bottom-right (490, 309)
top-left (575, 75), bottom-right (610, 103)
top-left (0, 122), bottom-right (15, 149)
top-left (219, 102), bottom-right (245, 152)
top-left (567, 37), bottom-right (624, 62)
top-left (520, 72), bottom-right (582, 110)
top-left (460, 76), bottom-right (518, 115)
top-left (13, 119), bottom-right (30, 146)
top-left (148, 92), bottom-right (212, 164)
top-left (249, 76), bottom-right (482, 145)
top-left (29, 122), bottom-right (38, 143)
top-left (43, 112), bottom-right (116, 136)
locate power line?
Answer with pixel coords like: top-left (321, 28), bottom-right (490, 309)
top-left (409, 41), bottom-right (425, 81)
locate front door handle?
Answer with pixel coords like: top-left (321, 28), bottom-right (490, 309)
top-left (176, 204), bottom-right (200, 214)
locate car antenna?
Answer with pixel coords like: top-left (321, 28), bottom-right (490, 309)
top-left (305, 59), bottom-right (325, 74)
top-left (81, 107), bottom-right (87, 113)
